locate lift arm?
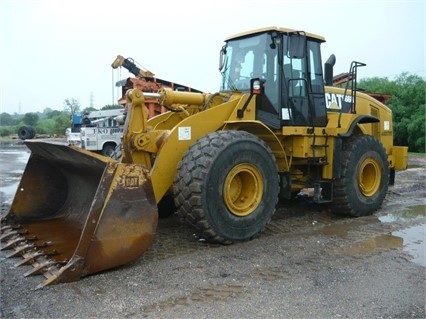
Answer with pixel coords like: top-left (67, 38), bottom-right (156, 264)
top-left (111, 55), bottom-right (155, 78)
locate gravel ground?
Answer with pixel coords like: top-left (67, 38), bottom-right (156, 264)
top-left (0, 143), bottom-right (425, 319)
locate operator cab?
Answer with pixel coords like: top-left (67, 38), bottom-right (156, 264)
top-left (219, 27), bottom-right (327, 129)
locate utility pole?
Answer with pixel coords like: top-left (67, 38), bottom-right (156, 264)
top-left (89, 92), bottom-right (94, 109)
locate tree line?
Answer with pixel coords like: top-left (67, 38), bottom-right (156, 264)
top-left (358, 72), bottom-right (425, 153)
top-left (0, 72), bottom-right (424, 152)
top-left (0, 99), bottom-right (123, 138)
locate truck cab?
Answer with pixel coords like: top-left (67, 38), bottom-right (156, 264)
top-left (66, 109), bottom-right (125, 157)
top-left (79, 109), bottom-right (125, 156)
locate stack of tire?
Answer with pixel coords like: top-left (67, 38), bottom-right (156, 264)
top-left (17, 126), bottom-right (36, 140)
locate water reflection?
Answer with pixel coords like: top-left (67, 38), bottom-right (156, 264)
top-left (316, 205), bottom-right (426, 267)
top-left (393, 224), bottom-right (425, 267)
top-left (379, 205), bottom-right (425, 223)
top-left (380, 205), bottom-right (426, 267)
top-left (342, 234), bottom-right (404, 255)
top-left (0, 183), bottom-right (20, 204)
top-left (0, 149), bottom-right (30, 204)
top-left (319, 216), bottom-right (379, 238)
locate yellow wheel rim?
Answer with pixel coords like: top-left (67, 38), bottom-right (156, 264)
top-left (358, 157), bottom-right (381, 197)
top-left (223, 163), bottom-right (263, 217)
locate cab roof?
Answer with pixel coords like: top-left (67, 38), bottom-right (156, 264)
top-left (225, 26), bottom-right (325, 42)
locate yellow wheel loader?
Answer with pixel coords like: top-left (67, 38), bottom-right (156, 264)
top-left (1, 27), bottom-right (408, 288)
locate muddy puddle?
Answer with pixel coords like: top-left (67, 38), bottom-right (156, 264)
top-left (326, 205), bottom-right (426, 267)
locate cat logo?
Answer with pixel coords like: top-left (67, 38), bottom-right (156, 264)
top-left (325, 92), bottom-right (353, 110)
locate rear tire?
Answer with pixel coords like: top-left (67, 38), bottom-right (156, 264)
top-left (173, 130), bottom-right (279, 244)
top-left (332, 135), bottom-right (389, 217)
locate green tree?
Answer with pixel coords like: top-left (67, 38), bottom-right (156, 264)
top-left (53, 113), bottom-right (71, 136)
top-left (43, 107), bottom-right (53, 115)
top-left (0, 127), bottom-right (13, 136)
top-left (0, 112), bottom-right (14, 126)
top-left (63, 98), bottom-right (81, 116)
top-left (46, 110), bottom-right (63, 119)
top-left (23, 112), bottom-right (39, 126)
top-left (359, 73), bottom-right (425, 153)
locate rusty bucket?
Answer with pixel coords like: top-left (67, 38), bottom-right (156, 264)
top-left (1, 141), bottom-right (158, 289)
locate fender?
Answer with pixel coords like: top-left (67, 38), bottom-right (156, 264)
top-left (339, 114), bottom-right (379, 137)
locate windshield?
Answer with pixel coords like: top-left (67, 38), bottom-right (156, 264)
top-left (220, 33), bottom-right (273, 92)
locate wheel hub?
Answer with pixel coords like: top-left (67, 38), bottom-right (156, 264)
top-left (223, 163), bottom-right (263, 217)
top-left (358, 158), bottom-right (381, 197)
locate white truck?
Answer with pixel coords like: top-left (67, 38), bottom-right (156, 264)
top-left (66, 109), bottom-right (125, 157)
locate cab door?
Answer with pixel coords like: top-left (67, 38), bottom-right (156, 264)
top-left (282, 35), bottom-right (327, 127)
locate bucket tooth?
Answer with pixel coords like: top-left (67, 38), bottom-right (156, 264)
top-left (39, 249), bottom-right (59, 256)
top-left (1, 225), bottom-right (12, 232)
top-left (15, 251), bottom-right (44, 266)
top-left (37, 272), bottom-right (60, 290)
top-left (35, 261), bottom-right (69, 289)
top-left (2, 238), bottom-right (28, 252)
top-left (1, 224), bottom-right (22, 232)
top-left (0, 230), bottom-right (18, 242)
top-left (24, 236), bottom-right (38, 242)
top-left (15, 247), bottom-right (61, 267)
top-left (34, 241), bottom-right (52, 248)
top-left (7, 243), bottom-right (34, 258)
top-left (24, 260), bottom-right (57, 277)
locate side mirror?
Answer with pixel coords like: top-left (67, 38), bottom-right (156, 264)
top-left (219, 45), bottom-right (227, 71)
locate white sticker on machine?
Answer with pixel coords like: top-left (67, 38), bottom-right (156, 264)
top-left (282, 108), bottom-right (291, 120)
top-left (178, 127), bottom-right (191, 140)
top-left (384, 121), bottom-right (390, 130)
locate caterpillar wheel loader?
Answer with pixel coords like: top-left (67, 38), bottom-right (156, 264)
top-left (1, 26), bottom-right (408, 289)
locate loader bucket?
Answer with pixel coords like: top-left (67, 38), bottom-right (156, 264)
top-left (1, 141), bottom-right (158, 289)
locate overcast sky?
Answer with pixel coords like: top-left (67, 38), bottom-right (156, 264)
top-left (0, 0), bottom-right (424, 114)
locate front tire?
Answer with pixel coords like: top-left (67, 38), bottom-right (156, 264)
top-left (332, 135), bottom-right (389, 217)
top-left (101, 144), bottom-right (116, 157)
top-left (173, 130), bottom-right (279, 244)
top-left (111, 143), bottom-right (122, 160)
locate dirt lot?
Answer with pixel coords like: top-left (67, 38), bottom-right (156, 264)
top-left (0, 143), bottom-right (425, 319)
